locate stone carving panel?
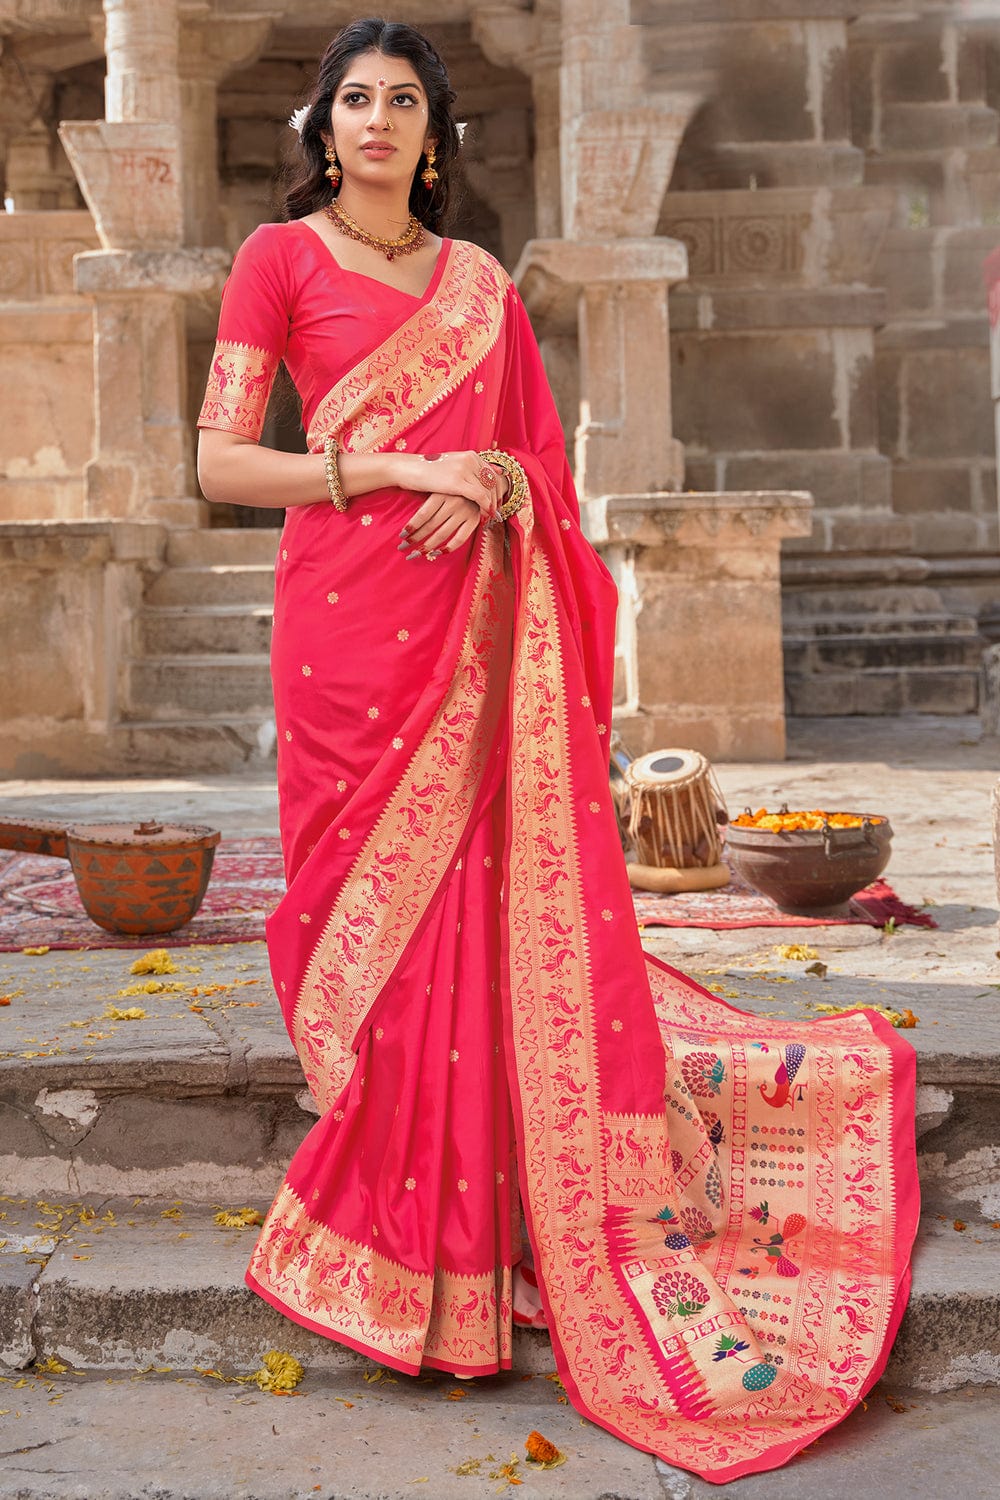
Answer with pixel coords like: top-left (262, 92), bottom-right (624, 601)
top-left (663, 210), bottom-right (809, 280)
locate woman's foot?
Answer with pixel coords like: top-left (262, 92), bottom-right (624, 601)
top-left (513, 1263), bottom-right (547, 1328)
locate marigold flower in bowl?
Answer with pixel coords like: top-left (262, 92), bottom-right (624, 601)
top-left (726, 808), bottom-right (893, 916)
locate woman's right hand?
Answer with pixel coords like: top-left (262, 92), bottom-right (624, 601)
top-left (400, 451), bottom-right (501, 520)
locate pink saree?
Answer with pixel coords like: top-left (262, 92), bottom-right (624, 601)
top-left (198, 222), bottom-right (919, 1483)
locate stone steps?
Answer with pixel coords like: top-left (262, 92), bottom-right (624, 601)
top-left (124, 534), bottom-right (279, 750)
top-left (782, 609), bottom-right (984, 716)
top-left (1, 1375), bottom-right (997, 1500)
top-left (138, 605), bottom-right (273, 657)
top-left (166, 528), bottom-right (280, 567)
top-left (107, 717), bottom-right (277, 774)
top-left (124, 656), bottom-right (274, 720)
top-left (146, 564), bottom-right (276, 609)
top-left (1, 1196), bottom-right (995, 1396)
top-left (784, 630), bottom-right (982, 675)
top-left (784, 665), bottom-right (979, 717)
top-left (2, 969), bottom-right (997, 1396)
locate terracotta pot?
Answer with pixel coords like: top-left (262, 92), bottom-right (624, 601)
top-left (0, 817), bottom-right (220, 935)
top-left (725, 814), bottom-right (893, 917)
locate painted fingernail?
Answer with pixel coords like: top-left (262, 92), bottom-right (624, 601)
top-left (397, 541), bottom-right (409, 550)
top-left (405, 551), bottom-right (421, 561)
top-left (399, 528), bottom-right (410, 538)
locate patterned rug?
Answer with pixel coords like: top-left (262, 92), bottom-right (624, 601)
top-left (0, 838), bottom-right (934, 952)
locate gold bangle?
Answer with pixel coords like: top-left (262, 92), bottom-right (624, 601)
top-left (478, 448), bottom-right (528, 522)
top-left (323, 432), bottom-right (348, 513)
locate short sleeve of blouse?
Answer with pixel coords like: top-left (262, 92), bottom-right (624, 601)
top-left (197, 224), bottom-right (292, 441)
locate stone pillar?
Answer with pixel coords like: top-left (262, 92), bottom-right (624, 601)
top-left (103, 0), bottom-right (182, 124)
top-left (5, 128), bottom-right (79, 212)
top-left (982, 246), bottom-right (1000, 538)
top-left (57, 0), bottom-right (269, 526)
top-left (463, 110), bottom-right (536, 268)
top-left (0, 520), bottom-right (166, 778)
top-left (517, 240), bottom-right (687, 497)
top-left (488, 0), bottom-right (813, 759)
top-left (472, 0), bottom-right (565, 239)
top-left (178, 17), bottom-right (273, 248)
top-left (584, 493), bottom-right (813, 760)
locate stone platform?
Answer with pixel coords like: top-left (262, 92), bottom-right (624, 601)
top-left (0, 717), bottom-right (998, 1497)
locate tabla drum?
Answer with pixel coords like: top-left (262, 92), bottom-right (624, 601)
top-left (624, 748), bottom-right (727, 870)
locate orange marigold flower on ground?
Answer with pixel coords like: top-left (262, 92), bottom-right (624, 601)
top-left (525, 1430), bottom-right (566, 1468)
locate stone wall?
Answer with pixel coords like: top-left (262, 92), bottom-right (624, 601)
top-left (0, 521), bottom-right (165, 777)
top-left (0, 212), bottom-right (99, 522)
top-left (1, 0), bottom-right (999, 757)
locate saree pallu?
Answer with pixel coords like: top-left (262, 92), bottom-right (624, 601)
top-left (231, 238), bottom-right (918, 1483)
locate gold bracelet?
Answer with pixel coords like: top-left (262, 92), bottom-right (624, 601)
top-left (323, 432), bottom-right (348, 513)
top-left (478, 448), bottom-right (528, 522)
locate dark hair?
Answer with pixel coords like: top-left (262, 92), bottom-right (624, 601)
top-left (283, 17), bottom-right (460, 232)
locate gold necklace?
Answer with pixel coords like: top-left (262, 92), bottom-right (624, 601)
top-left (324, 200), bottom-right (426, 262)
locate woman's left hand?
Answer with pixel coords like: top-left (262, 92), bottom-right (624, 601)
top-left (400, 492), bottom-right (481, 559)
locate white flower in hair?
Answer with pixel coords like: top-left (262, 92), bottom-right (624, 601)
top-left (289, 105), bottom-right (310, 135)
top-left (456, 121), bottom-right (467, 144)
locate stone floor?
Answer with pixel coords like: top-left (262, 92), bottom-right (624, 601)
top-left (1, 715), bottom-right (998, 1499)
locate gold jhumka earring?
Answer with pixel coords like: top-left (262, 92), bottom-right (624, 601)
top-left (324, 144), bottom-right (341, 188)
top-left (420, 144), bottom-right (438, 189)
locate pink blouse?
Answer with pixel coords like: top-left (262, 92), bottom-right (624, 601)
top-left (197, 219), bottom-right (452, 445)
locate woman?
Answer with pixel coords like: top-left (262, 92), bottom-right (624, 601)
top-left (197, 18), bottom-right (918, 1483)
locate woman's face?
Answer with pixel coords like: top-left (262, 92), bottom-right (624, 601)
top-left (324, 50), bottom-right (434, 192)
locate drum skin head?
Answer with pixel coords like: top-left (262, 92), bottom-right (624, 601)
top-left (627, 748), bottom-right (708, 787)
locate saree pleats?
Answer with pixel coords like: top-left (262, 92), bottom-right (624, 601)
top-left (230, 238), bottom-right (919, 1482)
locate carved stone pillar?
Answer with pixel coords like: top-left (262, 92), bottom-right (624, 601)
top-left (178, 17), bottom-right (273, 248)
top-left (103, 0), bottom-right (182, 124)
top-left (517, 239), bottom-right (687, 496)
top-left (585, 493), bottom-right (813, 760)
top-left (472, 0), bottom-right (564, 239)
top-left (6, 128), bottom-right (78, 211)
top-left (558, 0), bottom-right (697, 243)
top-left (57, 0), bottom-right (270, 526)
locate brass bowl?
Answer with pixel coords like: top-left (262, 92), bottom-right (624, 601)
top-left (725, 813), bottom-right (893, 916)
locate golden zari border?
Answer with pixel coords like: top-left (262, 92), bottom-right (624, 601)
top-left (248, 1182), bottom-right (512, 1372)
top-left (305, 241), bottom-right (509, 457)
top-left (504, 526), bottom-right (900, 1468)
top-left (198, 339), bottom-right (279, 441)
top-left (292, 524), bottom-right (513, 1111)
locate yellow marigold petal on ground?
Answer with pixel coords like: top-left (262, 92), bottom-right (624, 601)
top-left (253, 1350), bottom-right (304, 1393)
top-left (34, 1356), bottom-right (68, 1375)
top-left (103, 1005), bottom-right (146, 1021)
top-left (213, 1208), bottom-right (264, 1229)
top-left (812, 1001), bottom-right (917, 1029)
top-left (22, 947), bottom-right (50, 956)
top-left (775, 944), bottom-right (820, 962)
top-left (129, 949), bottom-right (179, 976)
